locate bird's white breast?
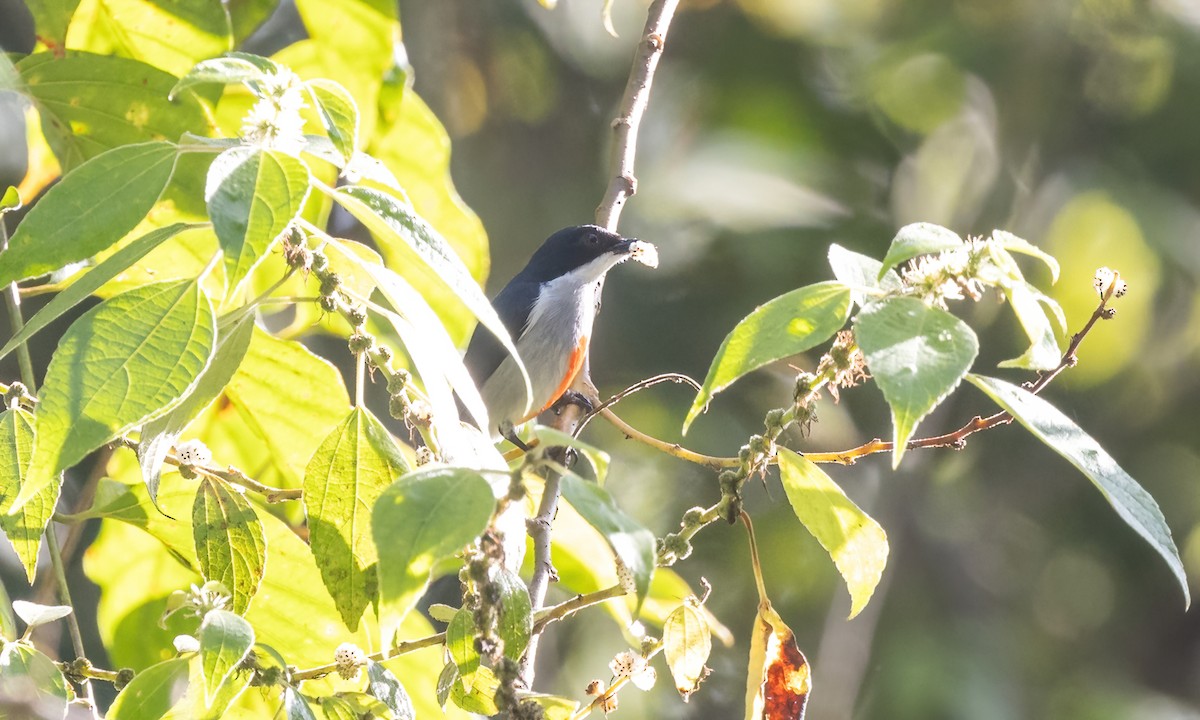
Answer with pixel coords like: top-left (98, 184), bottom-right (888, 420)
top-left (480, 253), bottom-right (626, 437)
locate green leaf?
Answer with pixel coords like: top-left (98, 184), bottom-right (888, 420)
top-left (878, 222), bottom-right (963, 279)
top-left (366, 660), bottom-right (416, 720)
top-left (367, 90), bottom-right (489, 344)
top-left (15, 279), bottom-right (216, 509)
top-left (107, 656), bottom-right (189, 719)
top-left (360, 257), bottom-right (490, 435)
top-left (436, 661), bottom-right (457, 707)
top-left (495, 568), bottom-right (532, 662)
top-left (27, 0), bottom-right (82, 50)
top-left (72, 476), bottom-right (197, 565)
top-left (992, 229), bottom-right (1059, 283)
top-left (0, 141), bottom-right (178, 286)
top-left (224, 328), bottom-right (350, 485)
top-left (560, 475), bottom-right (655, 615)
top-left (855, 296), bottom-right (978, 467)
top-left (307, 79), bottom-right (359, 165)
top-left (322, 691), bottom-right (391, 718)
top-left (284, 687), bottom-right (319, 720)
top-left (66, 1), bottom-right (276, 78)
top-left (685, 281), bottom-right (851, 433)
top-left (998, 281), bottom-right (1062, 371)
top-left (197, 609), bottom-right (253, 706)
top-left (12, 600), bottom-right (73, 630)
top-left (372, 467), bottom-right (495, 644)
top-left (16, 52), bottom-right (208, 169)
top-left (205, 147), bottom-right (311, 298)
top-left (531, 426), bottom-right (610, 485)
top-left (449, 665), bottom-right (499, 715)
top-left (777, 448), bottom-right (889, 618)
top-left (446, 608), bottom-right (480, 689)
top-left (827, 243), bottom-right (902, 307)
top-left (0, 582), bottom-right (14, 641)
top-left (0, 222), bottom-right (199, 361)
top-left (304, 407), bottom-right (409, 631)
top-left (966, 374), bottom-right (1190, 608)
top-left (331, 185), bottom-right (530, 399)
top-left (0, 186), bottom-right (21, 213)
top-left (0, 408), bottom-right (59, 582)
top-left (0, 642), bottom-right (70, 719)
top-left (193, 477), bottom-right (267, 614)
top-left (138, 312), bottom-right (256, 504)
top-left (171, 56), bottom-right (274, 100)
top-left (663, 601), bottom-right (712, 700)
top-left (320, 696), bottom-right (361, 720)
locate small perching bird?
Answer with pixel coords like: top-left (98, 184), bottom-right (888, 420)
top-left (463, 224), bottom-right (657, 446)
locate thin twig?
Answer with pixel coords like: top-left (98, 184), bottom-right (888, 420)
top-left (574, 372), bottom-right (700, 437)
top-left (602, 408), bottom-right (737, 470)
top-left (595, 0), bottom-right (682, 229)
top-left (1, 217), bottom-right (36, 391)
top-left (806, 280), bottom-right (1120, 465)
top-left (45, 530), bottom-right (98, 716)
top-left (109, 437), bottom-right (303, 502)
top-left (531, 584), bottom-right (627, 635)
top-left (291, 632), bottom-right (446, 682)
top-left (600, 286), bottom-right (1119, 469)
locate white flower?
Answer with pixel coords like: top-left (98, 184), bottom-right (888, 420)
top-left (608, 650), bottom-right (656, 691)
top-left (239, 69), bottom-right (308, 156)
top-left (334, 642), bottom-right (366, 680)
top-left (176, 439), bottom-right (212, 467)
top-left (259, 68), bottom-right (305, 110)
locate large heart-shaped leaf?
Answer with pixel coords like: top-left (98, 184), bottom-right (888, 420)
top-left (15, 278), bottom-right (216, 509)
top-left (304, 406), bottom-right (409, 630)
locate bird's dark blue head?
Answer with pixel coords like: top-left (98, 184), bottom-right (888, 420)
top-left (515, 225), bottom-right (633, 284)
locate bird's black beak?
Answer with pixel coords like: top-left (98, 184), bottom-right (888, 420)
top-left (612, 237), bottom-right (637, 254)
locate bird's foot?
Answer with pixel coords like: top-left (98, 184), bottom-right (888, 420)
top-left (552, 389), bottom-right (595, 416)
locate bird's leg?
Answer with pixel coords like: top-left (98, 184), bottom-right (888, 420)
top-left (551, 389), bottom-right (594, 416)
top-left (499, 420), bottom-right (532, 453)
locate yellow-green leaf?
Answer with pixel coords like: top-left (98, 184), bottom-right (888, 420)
top-left (0, 408), bottom-right (59, 583)
top-left (373, 467), bottom-right (494, 645)
top-left (777, 448), bottom-right (888, 618)
top-left (205, 147), bottom-right (311, 299)
top-left (685, 282), bottom-right (851, 433)
top-left (663, 601), bottom-right (712, 700)
top-left (16, 279), bottom-right (216, 509)
top-left (303, 407), bottom-right (409, 631)
top-left (193, 477), bottom-right (266, 615)
top-left (16, 52), bottom-right (208, 169)
top-left (0, 141), bottom-right (178, 286)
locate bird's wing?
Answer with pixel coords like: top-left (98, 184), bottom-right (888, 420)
top-left (463, 279), bottom-right (539, 389)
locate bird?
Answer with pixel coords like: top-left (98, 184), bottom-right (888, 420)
top-left (463, 224), bottom-right (650, 446)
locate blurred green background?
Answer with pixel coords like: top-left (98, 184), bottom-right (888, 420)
top-left (3, 0), bottom-right (1199, 717)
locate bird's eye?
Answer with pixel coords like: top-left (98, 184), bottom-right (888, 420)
top-left (585, 233), bottom-right (599, 246)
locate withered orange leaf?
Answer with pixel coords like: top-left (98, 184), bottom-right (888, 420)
top-left (744, 599), bottom-right (811, 720)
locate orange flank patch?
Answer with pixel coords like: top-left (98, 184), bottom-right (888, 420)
top-left (536, 335), bottom-right (589, 416)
